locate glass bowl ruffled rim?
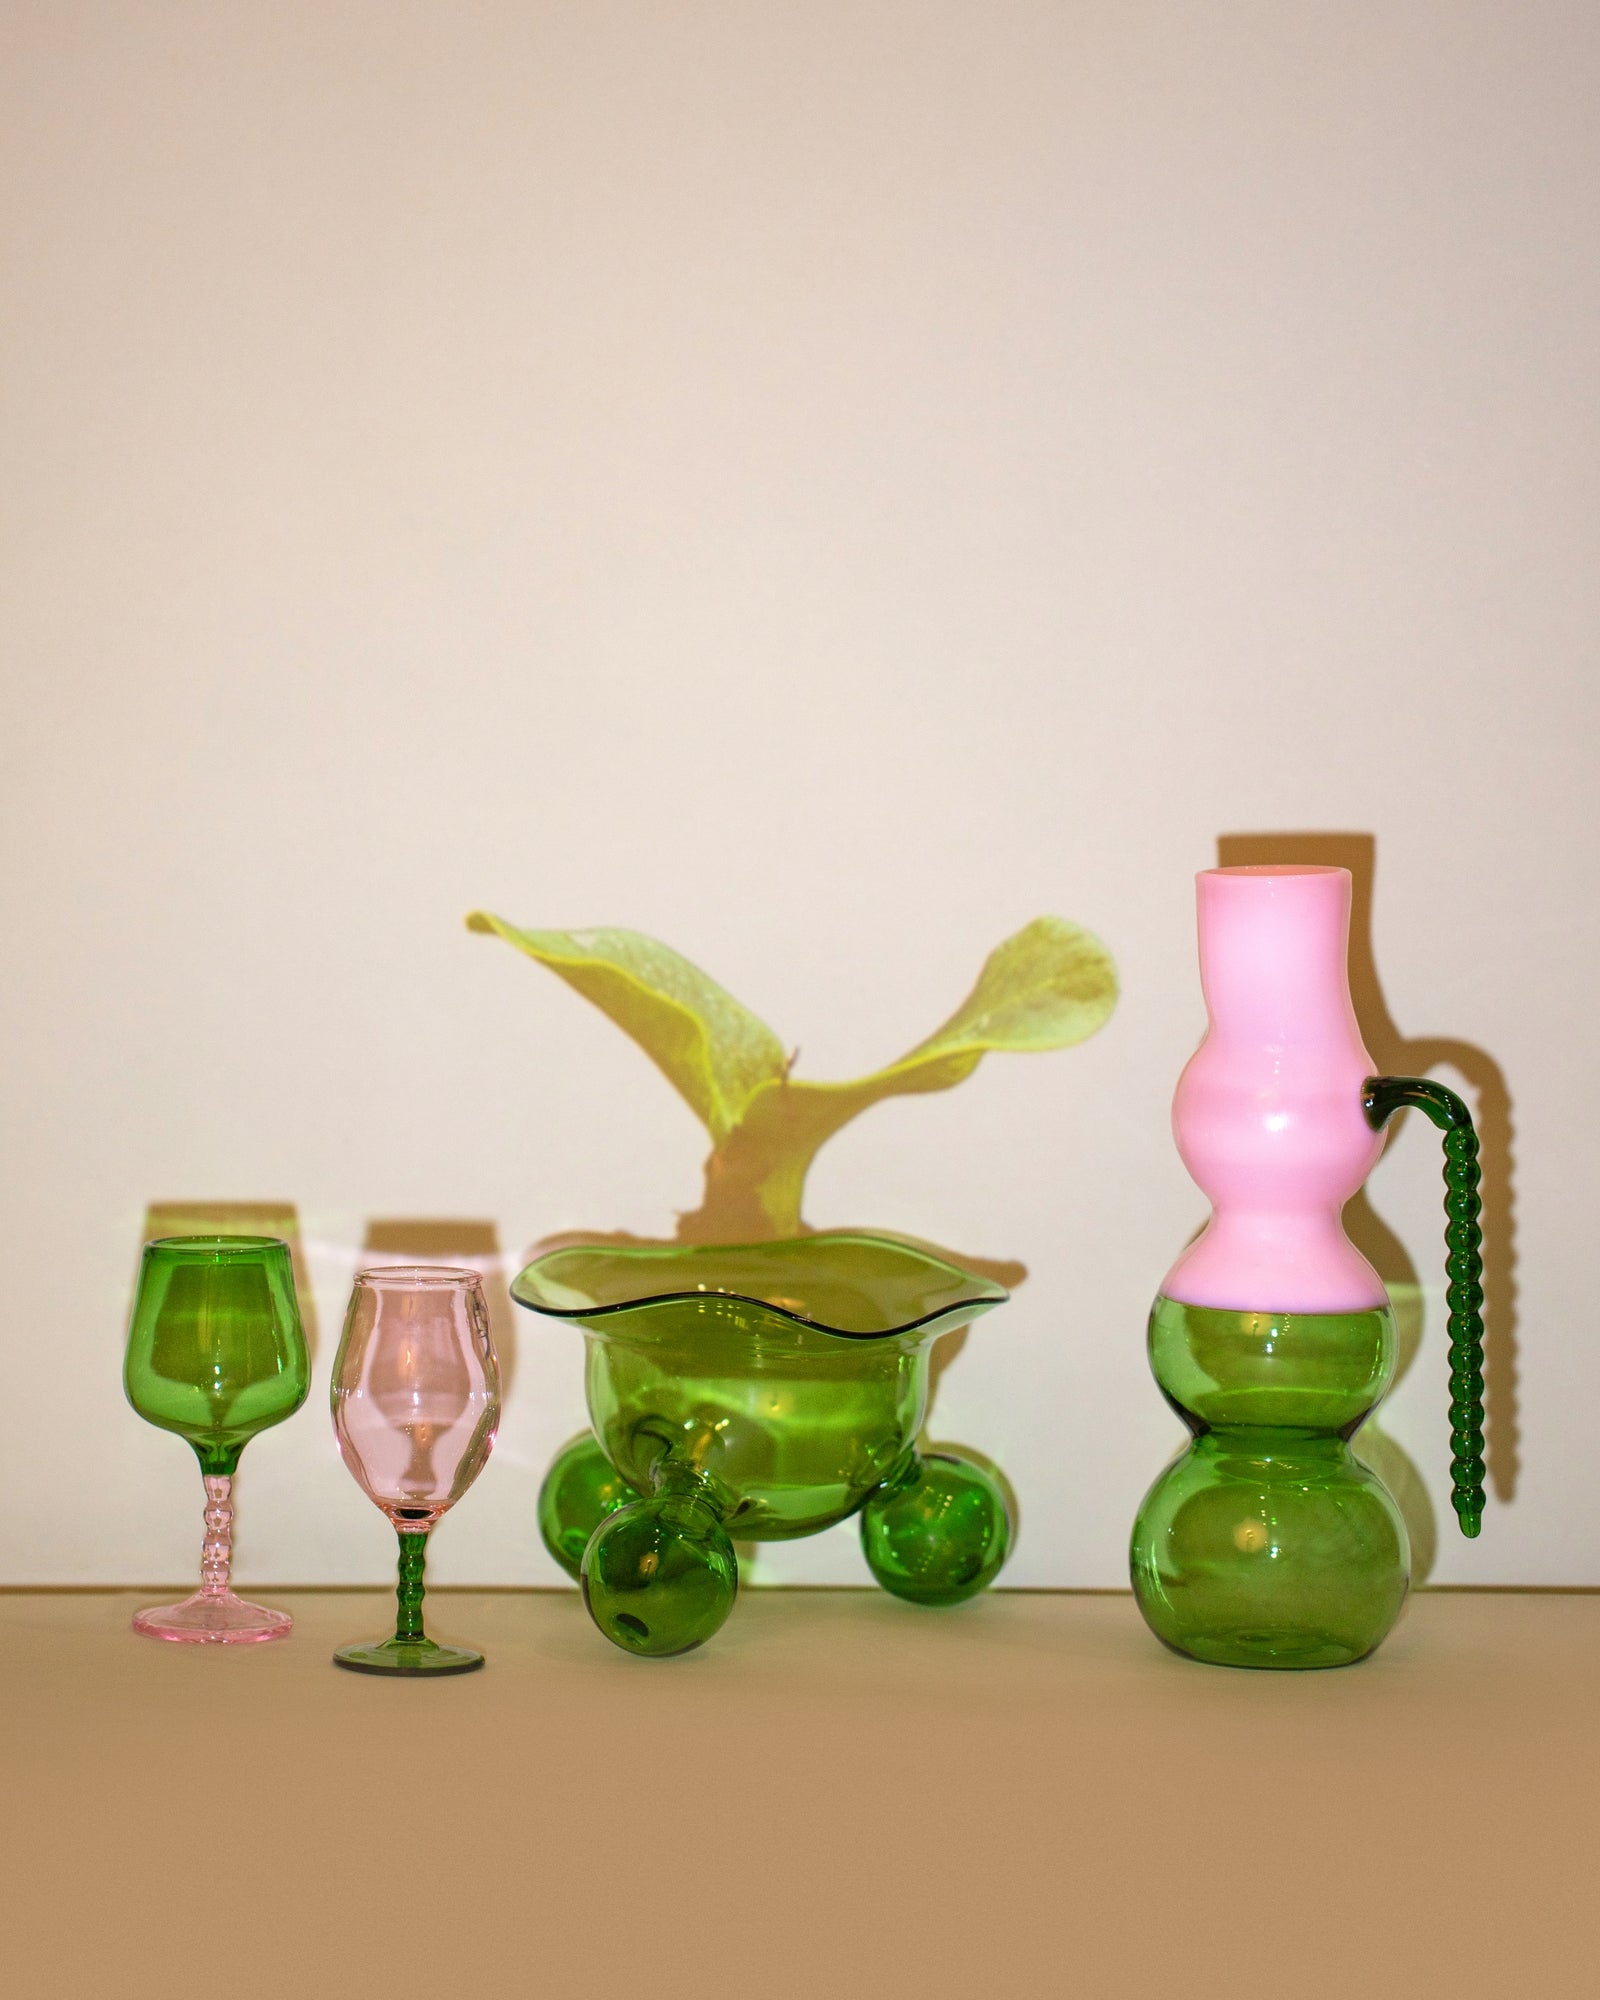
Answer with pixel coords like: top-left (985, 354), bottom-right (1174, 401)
top-left (509, 1230), bottom-right (1008, 1342)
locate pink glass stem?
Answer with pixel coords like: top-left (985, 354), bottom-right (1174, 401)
top-left (130, 1468), bottom-right (294, 1644)
top-left (200, 1475), bottom-right (234, 1594)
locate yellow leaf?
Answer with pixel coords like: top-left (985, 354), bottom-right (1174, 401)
top-left (753, 913), bottom-right (1115, 1128)
top-left (465, 915), bottom-right (788, 1142)
top-left (679, 917), bottom-right (1118, 1238)
top-left (897, 915), bottom-right (1119, 1065)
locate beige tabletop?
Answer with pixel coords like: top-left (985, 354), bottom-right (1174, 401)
top-left (3, 1588), bottom-right (1597, 1999)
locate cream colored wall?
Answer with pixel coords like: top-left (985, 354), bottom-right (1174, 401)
top-left (3, 2), bottom-right (1595, 1587)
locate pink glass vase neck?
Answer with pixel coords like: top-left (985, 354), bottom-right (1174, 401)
top-left (1162, 865), bottom-right (1389, 1315)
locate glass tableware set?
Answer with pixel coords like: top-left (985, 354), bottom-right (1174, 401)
top-left (122, 863), bottom-right (1491, 1675)
top-left (126, 1248), bottom-right (501, 1672)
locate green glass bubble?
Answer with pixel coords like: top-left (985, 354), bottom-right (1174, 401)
top-left (861, 1448), bottom-right (1014, 1606)
top-left (538, 1429), bottom-right (641, 1579)
top-left (581, 1491), bottom-right (738, 1658)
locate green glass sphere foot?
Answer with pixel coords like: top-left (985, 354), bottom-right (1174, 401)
top-left (861, 1448), bottom-right (1013, 1606)
top-left (1131, 1426), bottom-right (1409, 1671)
top-left (581, 1493), bottom-right (738, 1658)
top-left (538, 1430), bottom-right (640, 1579)
top-left (332, 1636), bottom-right (485, 1676)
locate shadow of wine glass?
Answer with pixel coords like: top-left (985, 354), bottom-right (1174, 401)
top-left (1217, 832), bottom-right (1519, 1576)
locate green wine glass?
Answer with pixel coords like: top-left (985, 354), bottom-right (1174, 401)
top-left (123, 1235), bottom-right (310, 1643)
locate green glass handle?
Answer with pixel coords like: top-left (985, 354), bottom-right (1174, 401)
top-left (1362, 1075), bottom-right (1485, 1538)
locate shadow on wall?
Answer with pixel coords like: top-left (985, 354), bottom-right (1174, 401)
top-left (141, 1201), bottom-right (320, 1363)
top-left (360, 1219), bottom-right (518, 1398)
top-left (1217, 833), bottom-right (1519, 1578)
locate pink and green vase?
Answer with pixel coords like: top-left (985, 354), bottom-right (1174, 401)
top-left (1131, 865), bottom-right (1487, 1669)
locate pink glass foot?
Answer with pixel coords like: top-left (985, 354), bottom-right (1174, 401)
top-left (132, 1587), bottom-right (293, 1644)
top-left (132, 1472), bottom-right (292, 1643)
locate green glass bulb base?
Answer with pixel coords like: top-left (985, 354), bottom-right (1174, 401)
top-left (1130, 1296), bottom-right (1410, 1670)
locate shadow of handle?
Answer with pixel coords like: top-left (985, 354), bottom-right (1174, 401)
top-left (1364, 1077), bottom-right (1486, 1538)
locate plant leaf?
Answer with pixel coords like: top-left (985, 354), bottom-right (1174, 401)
top-left (893, 914), bottom-right (1119, 1069)
top-left (466, 915), bottom-right (789, 1142)
top-left (676, 916), bottom-right (1118, 1238)
top-left (779, 913), bottom-right (1116, 1117)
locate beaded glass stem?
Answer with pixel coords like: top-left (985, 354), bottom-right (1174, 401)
top-left (1363, 1075), bottom-right (1487, 1537)
top-left (200, 1475), bottom-right (234, 1591)
top-left (130, 1473), bottom-right (294, 1644)
top-left (394, 1531), bottom-right (427, 1641)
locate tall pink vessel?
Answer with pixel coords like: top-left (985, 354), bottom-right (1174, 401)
top-left (1164, 865), bottom-right (1388, 1315)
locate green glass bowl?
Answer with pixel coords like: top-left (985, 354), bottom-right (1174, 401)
top-left (512, 1233), bottom-right (1014, 1655)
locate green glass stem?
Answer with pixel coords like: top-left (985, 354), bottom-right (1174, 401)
top-left (394, 1530), bottom-right (428, 1643)
top-left (1363, 1075), bottom-right (1486, 1538)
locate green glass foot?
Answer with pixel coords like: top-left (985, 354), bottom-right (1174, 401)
top-left (861, 1448), bottom-right (1013, 1606)
top-left (333, 1636), bottom-right (485, 1676)
top-left (581, 1492), bottom-right (738, 1658)
top-left (538, 1430), bottom-right (640, 1579)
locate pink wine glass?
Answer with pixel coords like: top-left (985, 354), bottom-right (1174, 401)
top-left (330, 1266), bottom-right (500, 1675)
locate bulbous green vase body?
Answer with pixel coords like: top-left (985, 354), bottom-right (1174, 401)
top-left (1131, 1295), bottom-right (1409, 1669)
